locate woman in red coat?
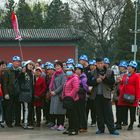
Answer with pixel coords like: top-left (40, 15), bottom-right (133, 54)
top-left (117, 61), bottom-right (140, 130)
top-left (34, 67), bottom-right (46, 127)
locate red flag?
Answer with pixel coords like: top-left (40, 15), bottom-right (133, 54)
top-left (11, 11), bottom-right (22, 40)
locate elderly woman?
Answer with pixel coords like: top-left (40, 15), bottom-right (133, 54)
top-left (118, 61), bottom-right (140, 130)
top-left (49, 61), bottom-right (66, 131)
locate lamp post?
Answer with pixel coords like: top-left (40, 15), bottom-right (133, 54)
top-left (133, 0), bottom-right (138, 61)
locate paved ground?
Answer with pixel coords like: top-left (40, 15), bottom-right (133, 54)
top-left (0, 124), bottom-right (140, 140)
top-left (0, 105), bottom-right (140, 140)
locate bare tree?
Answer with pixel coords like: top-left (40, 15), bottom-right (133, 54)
top-left (70, 0), bottom-right (126, 58)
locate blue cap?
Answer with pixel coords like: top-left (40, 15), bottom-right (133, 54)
top-left (44, 61), bottom-right (51, 66)
top-left (7, 63), bottom-right (13, 68)
top-left (128, 61), bottom-right (137, 68)
top-left (119, 61), bottom-right (128, 68)
top-left (75, 63), bottom-right (83, 69)
top-left (103, 57), bottom-right (110, 64)
top-left (89, 60), bottom-right (96, 65)
top-left (47, 63), bottom-right (55, 70)
top-left (66, 58), bottom-right (75, 65)
top-left (79, 55), bottom-right (88, 61)
top-left (66, 65), bottom-right (74, 71)
top-left (12, 56), bottom-right (21, 61)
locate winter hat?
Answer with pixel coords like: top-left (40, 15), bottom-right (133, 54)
top-left (35, 67), bottom-right (42, 73)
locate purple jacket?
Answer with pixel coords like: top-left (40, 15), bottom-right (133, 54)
top-left (80, 73), bottom-right (88, 93)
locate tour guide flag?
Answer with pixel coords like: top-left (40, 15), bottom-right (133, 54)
top-left (11, 11), bottom-right (22, 40)
top-left (11, 11), bottom-right (23, 60)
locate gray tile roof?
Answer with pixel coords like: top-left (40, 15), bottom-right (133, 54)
top-left (0, 28), bottom-right (84, 41)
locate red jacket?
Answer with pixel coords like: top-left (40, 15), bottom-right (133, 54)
top-left (34, 77), bottom-right (47, 107)
top-left (118, 72), bottom-right (140, 107)
top-left (62, 74), bottom-right (79, 101)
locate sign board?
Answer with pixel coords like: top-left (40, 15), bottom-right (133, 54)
top-left (131, 45), bottom-right (137, 52)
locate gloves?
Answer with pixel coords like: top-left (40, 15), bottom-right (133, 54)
top-left (4, 94), bottom-right (10, 100)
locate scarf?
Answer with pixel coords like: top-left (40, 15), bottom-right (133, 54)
top-left (49, 69), bottom-right (63, 91)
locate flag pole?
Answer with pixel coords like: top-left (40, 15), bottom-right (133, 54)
top-left (18, 39), bottom-right (24, 61)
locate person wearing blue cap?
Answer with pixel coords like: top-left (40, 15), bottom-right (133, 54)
top-left (62, 65), bottom-right (79, 135)
top-left (43, 63), bottom-right (55, 127)
top-left (79, 55), bottom-right (90, 75)
top-left (114, 61), bottom-right (128, 130)
top-left (66, 58), bottom-right (75, 66)
top-left (117, 60), bottom-right (140, 131)
top-left (75, 64), bottom-right (88, 133)
top-left (103, 57), bottom-right (110, 69)
top-left (87, 60), bottom-right (97, 127)
top-left (88, 58), bottom-right (119, 135)
top-left (2, 56), bottom-right (21, 127)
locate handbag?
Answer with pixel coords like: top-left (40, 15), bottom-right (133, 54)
top-left (122, 76), bottom-right (135, 104)
top-left (62, 96), bottom-right (74, 110)
top-left (123, 93), bottom-right (135, 104)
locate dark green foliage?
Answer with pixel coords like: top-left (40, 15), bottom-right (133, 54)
top-left (44, 0), bottom-right (71, 28)
top-left (32, 2), bottom-right (43, 29)
top-left (16, 0), bottom-right (33, 28)
top-left (0, 0), bottom-right (15, 29)
top-left (117, 0), bottom-right (135, 61)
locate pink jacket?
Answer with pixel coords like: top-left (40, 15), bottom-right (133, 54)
top-left (62, 74), bottom-right (79, 101)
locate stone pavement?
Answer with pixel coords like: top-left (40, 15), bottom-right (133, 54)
top-left (0, 105), bottom-right (140, 140)
top-left (0, 122), bottom-right (140, 140)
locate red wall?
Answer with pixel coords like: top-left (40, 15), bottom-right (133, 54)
top-left (0, 46), bottom-right (76, 63)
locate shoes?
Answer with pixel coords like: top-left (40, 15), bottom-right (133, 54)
top-left (46, 122), bottom-right (54, 128)
top-left (57, 125), bottom-right (64, 131)
top-left (7, 124), bottom-right (13, 128)
top-left (127, 125), bottom-right (133, 130)
top-left (27, 125), bottom-right (34, 129)
top-left (63, 130), bottom-right (69, 134)
top-left (115, 124), bottom-right (122, 130)
top-left (110, 130), bottom-right (119, 135)
top-left (79, 129), bottom-right (87, 133)
top-left (0, 123), bottom-right (5, 128)
top-left (122, 123), bottom-right (128, 126)
top-left (137, 124), bottom-right (140, 128)
top-left (91, 123), bottom-right (96, 127)
top-left (69, 131), bottom-right (78, 136)
top-left (50, 124), bottom-right (58, 130)
top-left (22, 124), bottom-right (34, 129)
top-left (96, 130), bottom-right (104, 134)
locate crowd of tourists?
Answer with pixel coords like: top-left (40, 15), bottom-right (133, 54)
top-left (0, 55), bottom-right (140, 136)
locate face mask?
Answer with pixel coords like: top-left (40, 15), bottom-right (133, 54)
top-left (128, 72), bottom-right (131, 77)
top-left (66, 71), bottom-right (73, 76)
